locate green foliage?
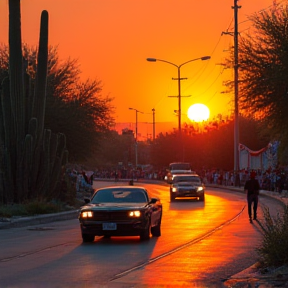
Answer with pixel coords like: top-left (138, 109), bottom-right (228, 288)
top-left (257, 205), bottom-right (288, 267)
top-left (0, 204), bottom-right (29, 217)
top-left (0, 200), bottom-right (71, 218)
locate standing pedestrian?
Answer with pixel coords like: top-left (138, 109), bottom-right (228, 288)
top-left (244, 171), bottom-right (260, 221)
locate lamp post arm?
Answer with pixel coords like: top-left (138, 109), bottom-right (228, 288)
top-left (147, 58), bottom-right (178, 68)
top-left (179, 56), bottom-right (210, 68)
top-left (146, 55), bottom-right (210, 136)
top-left (179, 57), bottom-right (202, 69)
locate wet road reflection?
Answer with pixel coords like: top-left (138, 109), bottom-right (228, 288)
top-left (0, 181), bottom-right (269, 287)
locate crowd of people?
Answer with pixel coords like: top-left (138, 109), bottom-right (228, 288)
top-left (199, 169), bottom-right (288, 193)
top-left (67, 165), bottom-right (288, 195)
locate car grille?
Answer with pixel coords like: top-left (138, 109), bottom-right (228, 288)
top-left (178, 188), bottom-right (196, 192)
top-left (92, 211), bottom-right (132, 221)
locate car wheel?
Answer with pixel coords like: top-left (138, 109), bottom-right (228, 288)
top-left (199, 194), bottom-right (205, 201)
top-left (151, 220), bottom-right (161, 237)
top-left (140, 225), bottom-right (150, 241)
top-left (82, 234), bottom-right (95, 243)
top-left (170, 192), bottom-right (176, 202)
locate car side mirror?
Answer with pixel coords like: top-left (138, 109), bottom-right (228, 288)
top-left (149, 197), bottom-right (158, 204)
top-left (84, 198), bottom-right (91, 204)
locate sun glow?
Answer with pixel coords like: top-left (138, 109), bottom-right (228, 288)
top-left (187, 104), bottom-right (210, 122)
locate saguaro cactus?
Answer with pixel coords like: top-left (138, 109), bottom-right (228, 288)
top-left (0, 0), bottom-right (68, 203)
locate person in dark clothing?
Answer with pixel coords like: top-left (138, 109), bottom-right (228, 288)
top-left (244, 171), bottom-right (260, 221)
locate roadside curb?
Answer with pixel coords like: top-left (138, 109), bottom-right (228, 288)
top-left (0, 210), bottom-right (79, 230)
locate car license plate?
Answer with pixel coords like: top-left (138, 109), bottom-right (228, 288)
top-left (102, 223), bottom-right (117, 230)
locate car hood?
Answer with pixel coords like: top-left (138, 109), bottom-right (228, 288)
top-left (81, 203), bottom-right (147, 210)
top-left (170, 170), bottom-right (192, 174)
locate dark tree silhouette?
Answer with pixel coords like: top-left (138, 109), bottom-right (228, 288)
top-left (226, 3), bottom-right (288, 164)
top-left (0, 44), bottom-right (115, 163)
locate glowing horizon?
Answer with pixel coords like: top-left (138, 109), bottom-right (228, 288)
top-left (0, 0), bottom-right (274, 129)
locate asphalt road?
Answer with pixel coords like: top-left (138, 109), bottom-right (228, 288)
top-left (0, 180), bottom-right (287, 287)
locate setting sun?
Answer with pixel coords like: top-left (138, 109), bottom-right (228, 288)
top-left (187, 104), bottom-right (210, 122)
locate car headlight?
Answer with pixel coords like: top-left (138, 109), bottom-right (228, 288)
top-left (81, 211), bottom-right (93, 218)
top-left (129, 211), bottom-right (141, 217)
top-left (197, 186), bottom-right (204, 192)
top-left (171, 187), bottom-right (178, 193)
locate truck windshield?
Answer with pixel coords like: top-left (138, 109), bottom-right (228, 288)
top-left (169, 163), bottom-right (191, 171)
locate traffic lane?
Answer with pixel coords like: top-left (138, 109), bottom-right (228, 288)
top-left (110, 212), bottom-right (262, 288)
top-left (109, 187), bottom-right (265, 287)
top-left (92, 182), bottom-right (248, 258)
top-left (109, 187), bottom-right (283, 288)
top-left (142, 184), bottom-right (247, 256)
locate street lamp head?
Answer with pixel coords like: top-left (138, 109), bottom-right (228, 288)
top-left (201, 56), bottom-right (211, 61)
top-left (146, 58), bottom-right (157, 62)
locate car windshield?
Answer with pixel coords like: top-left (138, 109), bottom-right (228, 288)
top-left (169, 163), bottom-right (191, 171)
top-left (173, 176), bottom-right (201, 184)
top-left (91, 188), bottom-right (148, 204)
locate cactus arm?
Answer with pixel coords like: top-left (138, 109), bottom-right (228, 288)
top-left (32, 10), bottom-right (49, 144)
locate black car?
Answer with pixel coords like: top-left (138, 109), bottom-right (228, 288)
top-left (170, 174), bottom-right (205, 202)
top-left (78, 186), bottom-right (162, 242)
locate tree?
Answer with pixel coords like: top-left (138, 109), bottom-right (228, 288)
top-left (149, 116), bottom-right (267, 171)
top-left (0, 44), bottom-right (115, 163)
top-left (228, 3), bottom-right (288, 164)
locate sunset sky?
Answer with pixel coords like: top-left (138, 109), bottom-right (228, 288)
top-left (0, 0), bottom-right (277, 136)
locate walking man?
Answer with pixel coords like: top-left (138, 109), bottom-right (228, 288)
top-left (244, 171), bottom-right (260, 221)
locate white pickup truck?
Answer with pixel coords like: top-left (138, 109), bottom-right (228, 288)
top-left (165, 162), bottom-right (194, 184)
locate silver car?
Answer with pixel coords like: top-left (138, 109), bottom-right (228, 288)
top-left (170, 174), bottom-right (205, 202)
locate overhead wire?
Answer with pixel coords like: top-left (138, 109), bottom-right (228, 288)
top-left (189, 1), bottom-right (286, 102)
top-left (152, 1), bottom-right (285, 115)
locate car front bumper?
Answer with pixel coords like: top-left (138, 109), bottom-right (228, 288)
top-left (80, 220), bottom-right (149, 237)
top-left (171, 189), bottom-right (204, 198)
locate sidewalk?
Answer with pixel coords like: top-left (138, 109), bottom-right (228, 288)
top-left (207, 182), bottom-right (288, 206)
top-left (0, 210), bottom-right (79, 229)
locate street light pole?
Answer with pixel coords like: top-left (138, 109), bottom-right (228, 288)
top-left (147, 56), bottom-right (211, 135)
top-left (129, 107), bottom-right (143, 168)
top-left (152, 108), bottom-right (155, 141)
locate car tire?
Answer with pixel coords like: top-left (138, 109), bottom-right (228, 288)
top-left (82, 234), bottom-right (95, 243)
top-left (151, 220), bottom-right (161, 237)
top-left (140, 225), bottom-right (150, 241)
top-left (199, 194), bottom-right (205, 201)
top-left (170, 192), bottom-right (176, 202)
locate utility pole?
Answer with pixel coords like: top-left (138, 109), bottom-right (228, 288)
top-left (152, 108), bottom-right (155, 141)
top-left (233, 0), bottom-right (240, 185)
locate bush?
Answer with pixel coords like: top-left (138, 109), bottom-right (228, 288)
top-left (0, 204), bottom-right (29, 218)
top-left (0, 200), bottom-right (72, 218)
top-left (257, 204), bottom-right (288, 267)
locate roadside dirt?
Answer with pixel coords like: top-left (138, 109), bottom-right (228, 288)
top-left (224, 264), bottom-right (288, 287)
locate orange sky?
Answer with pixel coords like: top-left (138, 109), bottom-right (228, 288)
top-left (0, 0), bottom-right (276, 136)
